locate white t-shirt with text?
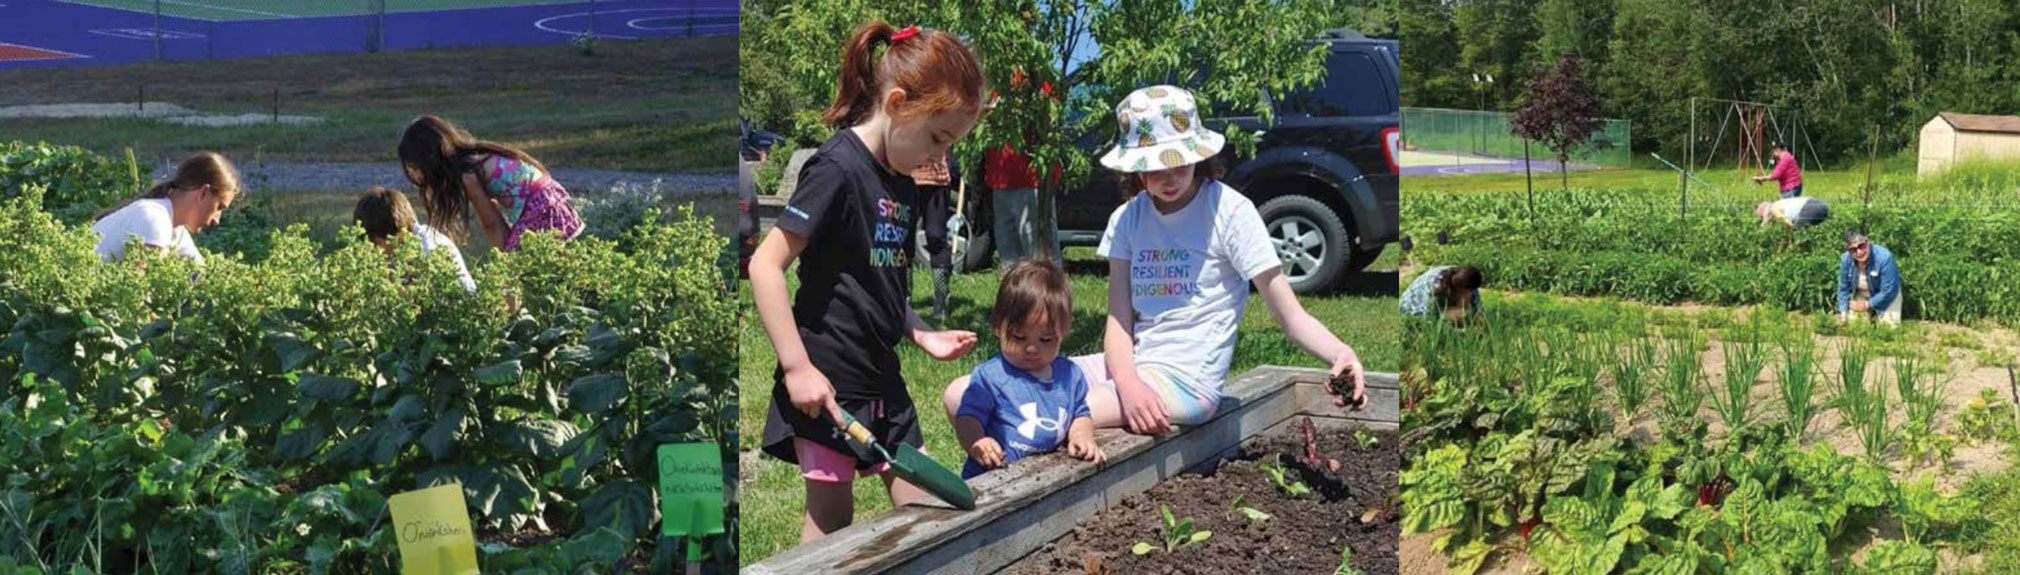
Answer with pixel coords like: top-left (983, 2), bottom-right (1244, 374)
top-left (1096, 180), bottom-right (1279, 388)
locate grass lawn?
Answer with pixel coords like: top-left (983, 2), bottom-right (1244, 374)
top-left (735, 251), bottom-right (1399, 564)
top-left (0, 37), bottom-right (734, 174)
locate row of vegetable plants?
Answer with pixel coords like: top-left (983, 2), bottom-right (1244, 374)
top-left (0, 142), bottom-right (739, 573)
top-left (1405, 186), bottom-right (2020, 268)
top-left (1426, 242), bottom-right (2020, 325)
top-left (1400, 296), bottom-right (2001, 575)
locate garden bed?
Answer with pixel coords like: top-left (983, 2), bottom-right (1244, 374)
top-left (742, 367), bottom-right (1398, 575)
top-left (1001, 417), bottom-right (1396, 575)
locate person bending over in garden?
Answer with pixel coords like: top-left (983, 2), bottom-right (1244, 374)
top-left (399, 114), bottom-right (583, 253)
top-left (1752, 141), bottom-right (1804, 198)
top-left (952, 259), bottom-right (1102, 479)
top-left (752, 21), bottom-right (984, 543)
top-left (1837, 231), bottom-right (1902, 325)
top-left (1756, 196), bottom-right (1828, 229)
top-left (1400, 265), bottom-right (1483, 323)
top-left (354, 186), bottom-right (477, 294)
top-left (945, 86), bottom-right (1363, 438)
top-left (92, 152), bottom-right (239, 265)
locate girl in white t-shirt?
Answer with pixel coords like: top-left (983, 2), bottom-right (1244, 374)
top-left (943, 85), bottom-right (1365, 435)
top-left (354, 186), bottom-right (477, 294)
top-left (91, 152), bottom-right (240, 264)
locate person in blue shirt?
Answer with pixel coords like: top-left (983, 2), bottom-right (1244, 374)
top-left (1400, 265), bottom-right (1482, 323)
top-left (953, 259), bottom-right (1103, 478)
top-left (1836, 232), bottom-right (1902, 325)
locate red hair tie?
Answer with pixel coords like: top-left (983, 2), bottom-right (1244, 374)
top-left (890, 25), bottom-right (920, 45)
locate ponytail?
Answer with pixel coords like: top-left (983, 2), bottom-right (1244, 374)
top-left (96, 152), bottom-right (239, 221)
top-left (821, 21), bottom-right (987, 129)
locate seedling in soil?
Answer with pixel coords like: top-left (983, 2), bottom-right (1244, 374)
top-left (1298, 417), bottom-right (1344, 472)
top-left (1361, 489), bottom-right (1399, 524)
top-left (1259, 460), bottom-right (1313, 496)
top-left (1131, 504), bottom-right (1212, 555)
top-left (1352, 427), bottom-right (1380, 449)
top-left (1335, 544), bottom-right (1363, 575)
top-left (1227, 494), bottom-right (1271, 523)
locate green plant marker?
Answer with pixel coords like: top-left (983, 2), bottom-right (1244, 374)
top-left (661, 443), bottom-right (723, 575)
top-left (659, 443), bottom-right (726, 539)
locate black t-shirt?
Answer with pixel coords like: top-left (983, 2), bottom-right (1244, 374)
top-left (774, 128), bottom-right (920, 399)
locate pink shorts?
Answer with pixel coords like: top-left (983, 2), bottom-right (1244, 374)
top-left (793, 438), bottom-right (891, 483)
top-left (793, 400), bottom-right (926, 483)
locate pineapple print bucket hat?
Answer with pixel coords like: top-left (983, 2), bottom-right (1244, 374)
top-left (1099, 85), bottom-right (1226, 173)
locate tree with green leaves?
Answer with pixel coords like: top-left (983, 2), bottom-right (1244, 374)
top-left (740, 0), bottom-right (1354, 261)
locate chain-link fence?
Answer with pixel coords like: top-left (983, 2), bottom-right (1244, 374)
top-left (1401, 107), bottom-right (1633, 168)
top-left (21, 0), bottom-right (731, 67)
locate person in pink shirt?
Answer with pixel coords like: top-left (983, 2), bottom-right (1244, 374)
top-left (1752, 142), bottom-right (1803, 198)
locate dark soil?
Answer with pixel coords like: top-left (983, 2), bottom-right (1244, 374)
top-left (1003, 418), bottom-right (1398, 575)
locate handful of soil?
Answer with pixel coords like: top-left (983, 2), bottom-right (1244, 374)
top-left (1329, 369), bottom-right (1364, 409)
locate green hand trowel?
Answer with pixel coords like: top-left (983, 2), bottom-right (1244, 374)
top-left (835, 410), bottom-right (976, 510)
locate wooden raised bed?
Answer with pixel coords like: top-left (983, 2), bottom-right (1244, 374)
top-left (743, 366), bottom-right (1399, 575)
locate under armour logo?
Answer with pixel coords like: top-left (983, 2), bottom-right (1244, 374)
top-left (1016, 403), bottom-right (1067, 440)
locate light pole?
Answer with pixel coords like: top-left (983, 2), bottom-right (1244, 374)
top-left (1471, 72), bottom-right (1494, 155)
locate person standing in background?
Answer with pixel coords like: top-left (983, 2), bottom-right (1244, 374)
top-left (914, 152), bottom-right (959, 319)
top-left (983, 68), bottom-right (1060, 268)
top-left (1752, 142), bottom-right (1804, 198)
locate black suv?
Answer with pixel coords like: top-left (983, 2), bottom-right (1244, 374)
top-left (949, 29), bottom-right (1398, 294)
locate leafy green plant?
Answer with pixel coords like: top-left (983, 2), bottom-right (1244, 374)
top-left (1130, 504), bottom-right (1211, 555)
top-left (1958, 388), bottom-right (2019, 445)
top-left (0, 180), bottom-right (738, 572)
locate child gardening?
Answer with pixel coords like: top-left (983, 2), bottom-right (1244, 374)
top-left (949, 85), bottom-right (1364, 435)
top-left (751, 22), bottom-right (986, 543)
top-left (954, 260), bottom-right (1102, 479)
top-left (399, 115), bottom-right (583, 252)
top-left (353, 186), bottom-right (477, 294)
top-left (92, 152), bottom-right (240, 265)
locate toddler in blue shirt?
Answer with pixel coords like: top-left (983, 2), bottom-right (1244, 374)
top-left (954, 260), bottom-right (1104, 478)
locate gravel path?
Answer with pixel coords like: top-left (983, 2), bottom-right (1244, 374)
top-left (149, 161), bottom-right (735, 196)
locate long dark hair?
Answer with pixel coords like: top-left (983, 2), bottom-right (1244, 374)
top-left (397, 115), bottom-right (545, 239)
top-left (822, 22), bottom-right (987, 128)
top-left (95, 152), bottom-right (239, 221)
top-left (1437, 265), bottom-right (1483, 310)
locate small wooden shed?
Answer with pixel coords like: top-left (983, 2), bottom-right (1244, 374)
top-left (1918, 112), bottom-right (2020, 177)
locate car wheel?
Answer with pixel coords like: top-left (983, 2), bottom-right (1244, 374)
top-left (1258, 194), bottom-right (1349, 295)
